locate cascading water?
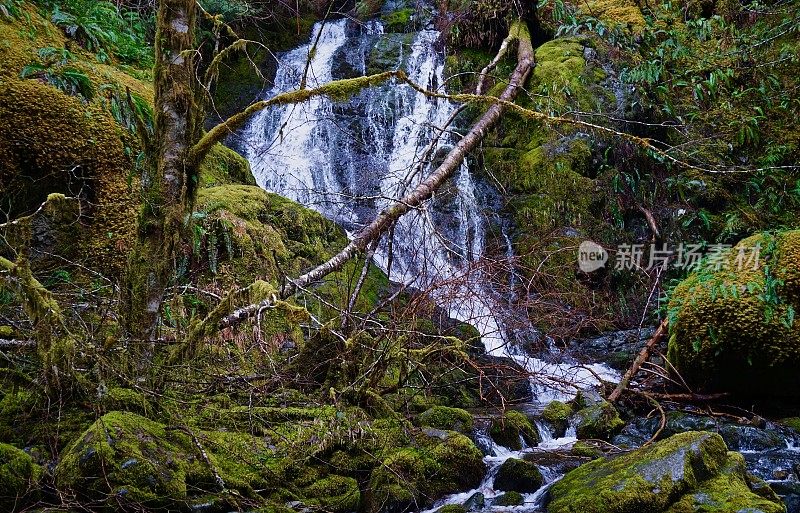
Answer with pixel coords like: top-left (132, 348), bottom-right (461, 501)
top-left (241, 15), bottom-right (623, 512)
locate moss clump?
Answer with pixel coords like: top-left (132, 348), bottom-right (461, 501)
top-left (198, 143), bottom-right (256, 188)
top-left (302, 475), bottom-right (360, 513)
top-left (547, 432), bottom-right (781, 513)
top-left (438, 505), bottom-right (467, 513)
top-left (193, 185), bottom-right (348, 289)
top-left (0, 443), bottom-right (43, 510)
top-left (381, 8), bottom-right (414, 32)
top-left (493, 458), bottom-right (543, 493)
top-left (417, 406), bottom-right (474, 433)
top-left (665, 452), bottom-right (785, 513)
top-left (55, 411), bottom-right (287, 509)
top-left (365, 432), bottom-right (485, 512)
top-left (542, 400), bottom-right (573, 437)
top-left (667, 231), bottom-right (800, 397)
top-left (490, 410), bottom-right (540, 450)
top-left (574, 400), bottom-right (624, 441)
top-left (494, 491), bottom-right (525, 506)
top-left (571, 440), bottom-right (604, 459)
top-left (100, 387), bottom-right (152, 416)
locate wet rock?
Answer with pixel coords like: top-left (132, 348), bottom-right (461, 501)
top-left (490, 411), bottom-right (540, 450)
top-left (542, 401), bottom-right (572, 438)
top-left (493, 458), bottom-right (543, 493)
top-left (463, 492), bottom-right (485, 511)
top-left (438, 505), bottom-right (467, 513)
top-left (570, 440), bottom-right (604, 459)
top-left (417, 406), bottom-right (474, 434)
top-left (494, 491), bottom-right (524, 506)
top-left (572, 328), bottom-right (656, 370)
top-left (574, 400), bottom-right (624, 441)
top-left (547, 431), bottom-right (785, 513)
top-left (719, 423), bottom-right (786, 452)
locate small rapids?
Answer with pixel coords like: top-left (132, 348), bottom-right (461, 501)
top-left (240, 13), bottom-right (800, 513)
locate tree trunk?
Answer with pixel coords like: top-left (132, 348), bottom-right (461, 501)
top-left (122, 0), bottom-right (198, 339)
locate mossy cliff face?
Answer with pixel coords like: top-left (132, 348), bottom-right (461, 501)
top-left (478, 36), bottom-right (632, 335)
top-left (547, 431), bottom-right (785, 513)
top-left (667, 231), bottom-right (800, 397)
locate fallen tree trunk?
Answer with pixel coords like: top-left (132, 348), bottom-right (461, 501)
top-left (608, 319), bottom-right (669, 403)
top-left (217, 20), bottom-right (535, 329)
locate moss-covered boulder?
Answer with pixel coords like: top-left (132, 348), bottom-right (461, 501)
top-left (574, 400), bottom-right (624, 441)
top-left (364, 432), bottom-right (485, 513)
top-left (55, 411), bottom-right (285, 509)
top-left (547, 431), bottom-right (785, 513)
top-left (0, 443), bottom-right (43, 510)
top-left (302, 475), bottom-right (361, 513)
top-left (417, 406), bottom-right (474, 434)
top-left (667, 231), bottom-right (800, 397)
top-left (494, 491), bottom-right (524, 506)
top-left (542, 400), bottom-right (573, 437)
top-left (665, 452), bottom-right (785, 513)
top-left (493, 458), bottom-right (543, 493)
top-left (490, 410), bottom-right (540, 450)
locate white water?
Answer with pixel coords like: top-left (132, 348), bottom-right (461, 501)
top-left (242, 18), bottom-right (623, 512)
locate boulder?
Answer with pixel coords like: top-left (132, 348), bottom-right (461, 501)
top-left (493, 458), bottom-right (543, 493)
top-left (547, 431), bottom-right (785, 513)
top-left (417, 406), bottom-right (474, 434)
top-left (542, 400), bottom-right (572, 437)
top-left (494, 491), bottom-right (524, 506)
top-left (574, 400), bottom-right (624, 440)
top-left (667, 231), bottom-right (800, 397)
top-left (490, 411), bottom-right (540, 450)
top-left (0, 443), bottom-right (42, 510)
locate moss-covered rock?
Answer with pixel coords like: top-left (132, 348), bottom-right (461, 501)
top-left (490, 410), bottom-right (540, 450)
top-left (667, 231), bottom-right (800, 397)
top-left (55, 411), bottom-right (287, 509)
top-left (0, 443), bottom-right (43, 510)
top-left (198, 143), bottom-right (256, 188)
top-left (574, 400), bottom-right (624, 441)
top-left (364, 432), bottom-right (485, 513)
top-left (302, 474), bottom-right (361, 513)
top-left (547, 431), bottom-right (784, 513)
top-left (570, 440), bottom-right (605, 459)
top-left (542, 400), bottom-right (573, 437)
top-left (438, 505), bottom-right (467, 513)
top-left (493, 458), bottom-right (543, 493)
top-left (417, 406), bottom-right (474, 433)
top-left (494, 491), bottom-right (524, 506)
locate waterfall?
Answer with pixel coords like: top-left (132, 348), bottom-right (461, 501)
top-left (243, 18), bottom-right (506, 350)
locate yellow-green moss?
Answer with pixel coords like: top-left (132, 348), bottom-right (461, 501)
top-left (417, 406), bottom-right (474, 433)
top-left (198, 143), bottom-right (256, 188)
top-left (549, 432), bottom-right (729, 513)
top-left (490, 410), bottom-right (540, 450)
top-left (0, 442), bottom-right (43, 510)
top-left (667, 231), bottom-right (800, 396)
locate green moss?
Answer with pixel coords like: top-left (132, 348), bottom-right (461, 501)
top-left (667, 231), bottom-right (800, 397)
top-left (417, 406), bottom-right (474, 433)
top-left (575, 400), bottom-right (624, 441)
top-left (779, 417), bottom-right (800, 432)
top-left (198, 143), bottom-right (256, 188)
top-left (548, 432), bottom-right (730, 513)
top-left (100, 387), bottom-right (152, 416)
top-left (571, 440), bottom-right (604, 459)
top-left (381, 8), bottom-right (414, 32)
top-left (665, 452), bottom-right (784, 513)
top-left (0, 443), bottom-right (43, 510)
top-left (542, 400), bottom-right (573, 436)
top-left (438, 505), bottom-right (467, 513)
top-left (490, 410), bottom-right (540, 450)
top-left (495, 491), bottom-right (524, 506)
top-left (55, 411), bottom-right (286, 509)
top-left (494, 458), bottom-right (543, 493)
top-left (303, 475), bottom-right (361, 513)
top-left (365, 432), bottom-right (485, 512)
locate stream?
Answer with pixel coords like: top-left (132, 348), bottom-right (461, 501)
top-left (240, 13), bottom-right (800, 513)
